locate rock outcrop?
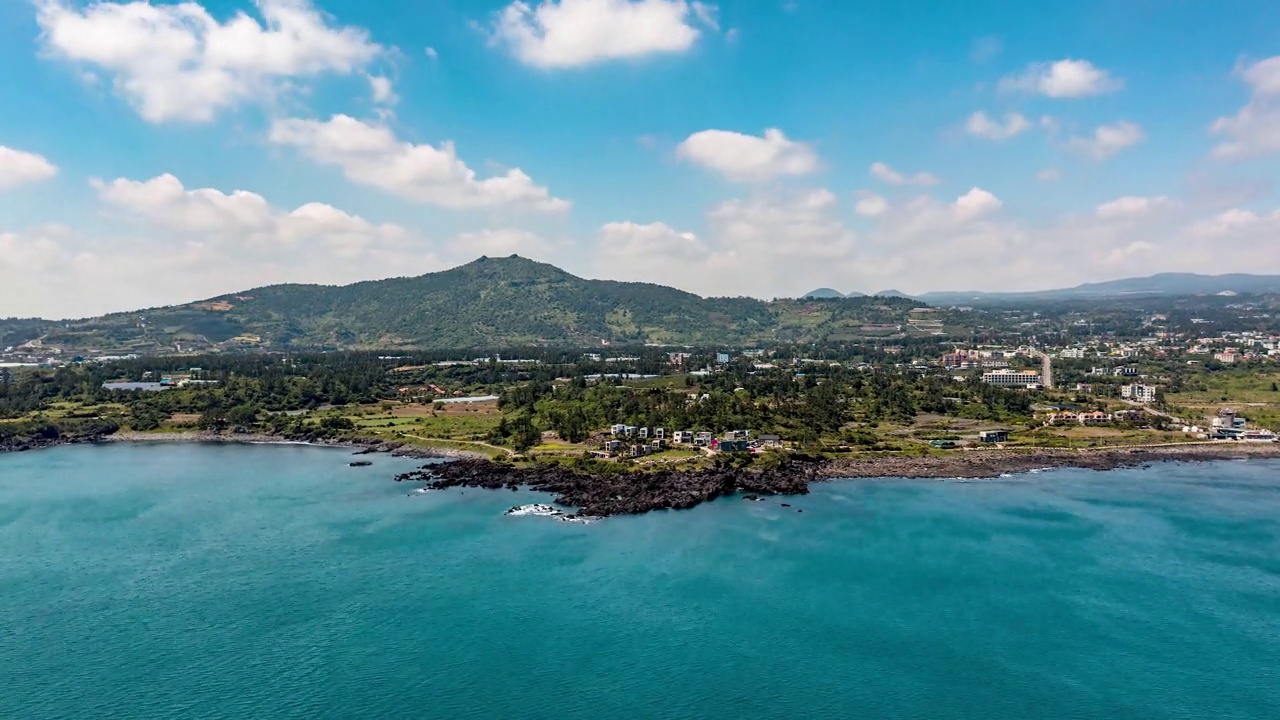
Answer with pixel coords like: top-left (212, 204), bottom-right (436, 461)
top-left (395, 458), bottom-right (820, 517)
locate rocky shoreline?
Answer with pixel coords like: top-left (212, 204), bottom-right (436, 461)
top-left (395, 458), bottom-right (819, 519)
top-left (817, 442), bottom-right (1280, 479)
top-left (0, 428), bottom-right (489, 460)
top-left (395, 443), bottom-right (1280, 518)
top-left (7, 429), bottom-right (1278, 520)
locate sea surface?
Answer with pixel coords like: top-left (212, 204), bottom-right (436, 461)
top-left (2, 443), bottom-right (1279, 719)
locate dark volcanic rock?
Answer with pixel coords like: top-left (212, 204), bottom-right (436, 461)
top-left (395, 459), bottom-right (818, 518)
top-left (390, 444), bottom-right (1280, 518)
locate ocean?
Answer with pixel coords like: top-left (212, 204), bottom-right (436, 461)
top-left (2, 443), bottom-right (1278, 719)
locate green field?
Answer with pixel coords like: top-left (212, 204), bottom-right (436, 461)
top-left (1166, 370), bottom-right (1280, 430)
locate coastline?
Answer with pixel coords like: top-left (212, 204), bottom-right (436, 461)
top-left (396, 442), bottom-right (1280, 518)
top-left (6, 430), bottom-right (1279, 517)
top-left (815, 442), bottom-right (1280, 480)
top-left (0, 429), bottom-right (490, 461)
top-left (5, 429), bottom-right (1278, 473)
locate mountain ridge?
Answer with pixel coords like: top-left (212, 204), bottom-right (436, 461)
top-left (7, 260), bottom-right (1280, 353)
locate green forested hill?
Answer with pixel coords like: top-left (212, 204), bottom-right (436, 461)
top-left (15, 256), bottom-right (936, 352)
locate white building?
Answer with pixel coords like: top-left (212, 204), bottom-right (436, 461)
top-left (981, 369), bottom-right (1043, 388)
top-left (1121, 384), bottom-right (1159, 403)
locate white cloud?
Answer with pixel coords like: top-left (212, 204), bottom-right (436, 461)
top-left (486, 0), bottom-right (715, 69)
top-left (1210, 56), bottom-right (1280, 159)
top-left (585, 182), bottom-right (1280, 298)
top-left (869, 162), bottom-right (939, 187)
top-left (675, 128), bottom-right (818, 182)
top-left (1, 174), bottom-right (443, 318)
top-left (92, 173), bottom-right (411, 256)
top-left (269, 115), bottom-right (569, 211)
top-left (36, 0), bottom-right (382, 123)
top-left (965, 111), bottom-right (1030, 140)
top-left (1000, 59), bottom-right (1123, 98)
top-left (593, 188), bottom-right (855, 296)
top-left (1036, 167), bottom-right (1061, 182)
top-left (448, 228), bottom-right (556, 260)
top-left (0, 146), bottom-right (58, 190)
top-left (425, 46), bottom-right (439, 59)
top-left (953, 187), bottom-right (1002, 221)
top-left (1066, 121), bottom-right (1144, 159)
top-left (853, 191), bottom-right (889, 217)
top-left (1189, 208), bottom-right (1268, 236)
top-left (598, 221), bottom-right (708, 262)
top-left (368, 74), bottom-right (397, 105)
top-left (1095, 195), bottom-right (1171, 219)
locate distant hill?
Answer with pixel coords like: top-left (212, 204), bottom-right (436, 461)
top-left (916, 273), bottom-right (1280, 305)
top-left (17, 264), bottom-right (1275, 353)
top-left (803, 288), bottom-right (846, 299)
top-left (23, 256), bottom-right (931, 352)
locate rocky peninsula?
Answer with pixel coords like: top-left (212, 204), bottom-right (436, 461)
top-left (396, 457), bottom-right (819, 519)
top-left (395, 443), bottom-right (1280, 518)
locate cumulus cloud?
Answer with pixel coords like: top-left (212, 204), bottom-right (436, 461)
top-left (36, 0), bottom-right (382, 123)
top-left (675, 128), bottom-right (818, 182)
top-left (598, 221), bottom-right (709, 262)
top-left (448, 228), bottom-right (557, 260)
top-left (964, 111), bottom-right (1030, 140)
top-left (1210, 56), bottom-right (1280, 159)
top-left (869, 162), bottom-right (939, 187)
top-left (1066, 121), bottom-right (1144, 159)
top-left (1189, 208), bottom-right (1272, 236)
top-left (953, 188), bottom-right (1002, 221)
top-left (1095, 195), bottom-right (1171, 219)
top-left (92, 173), bottom-right (413, 255)
top-left (593, 188), bottom-right (857, 296)
top-left (0, 146), bottom-right (58, 190)
top-left (269, 115), bottom-right (569, 211)
top-left (485, 0), bottom-right (716, 69)
top-left (368, 74), bottom-right (397, 105)
top-left (1000, 59), bottom-right (1123, 98)
top-left (0, 174), bottom-right (444, 318)
top-left (584, 180), bottom-right (1280, 298)
top-left (853, 192), bottom-right (889, 217)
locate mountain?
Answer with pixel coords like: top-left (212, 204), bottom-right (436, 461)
top-left (19, 263), bottom-right (1275, 354)
top-left (802, 288), bottom-right (845, 299)
top-left (20, 256), bottom-right (925, 352)
top-left (915, 273), bottom-right (1280, 305)
top-left (874, 290), bottom-right (913, 299)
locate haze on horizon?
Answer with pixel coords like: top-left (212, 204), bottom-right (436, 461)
top-left (2, 0), bottom-right (1280, 319)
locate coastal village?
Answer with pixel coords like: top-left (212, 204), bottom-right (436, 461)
top-left (5, 301), bottom-right (1280, 460)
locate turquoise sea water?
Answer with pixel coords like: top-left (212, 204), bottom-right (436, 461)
top-left (2, 443), bottom-right (1278, 719)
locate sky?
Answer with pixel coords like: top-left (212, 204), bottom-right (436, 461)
top-left (2, 0), bottom-right (1280, 318)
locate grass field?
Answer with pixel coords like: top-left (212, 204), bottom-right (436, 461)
top-left (336, 401), bottom-right (503, 441)
top-left (1166, 370), bottom-right (1280, 430)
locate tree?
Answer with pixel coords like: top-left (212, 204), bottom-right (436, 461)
top-left (510, 415), bottom-right (541, 452)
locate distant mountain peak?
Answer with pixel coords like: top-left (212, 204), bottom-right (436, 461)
top-left (802, 288), bottom-right (845, 299)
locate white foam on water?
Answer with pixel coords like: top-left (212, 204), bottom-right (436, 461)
top-left (505, 503), bottom-right (563, 517)
top-left (557, 515), bottom-right (600, 525)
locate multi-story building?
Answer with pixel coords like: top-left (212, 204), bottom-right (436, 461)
top-left (981, 369), bottom-right (1043, 388)
top-left (1121, 384), bottom-right (1159, 403)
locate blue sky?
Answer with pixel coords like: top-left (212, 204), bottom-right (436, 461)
top-left (2, 0), bottom-right (1279, 318)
